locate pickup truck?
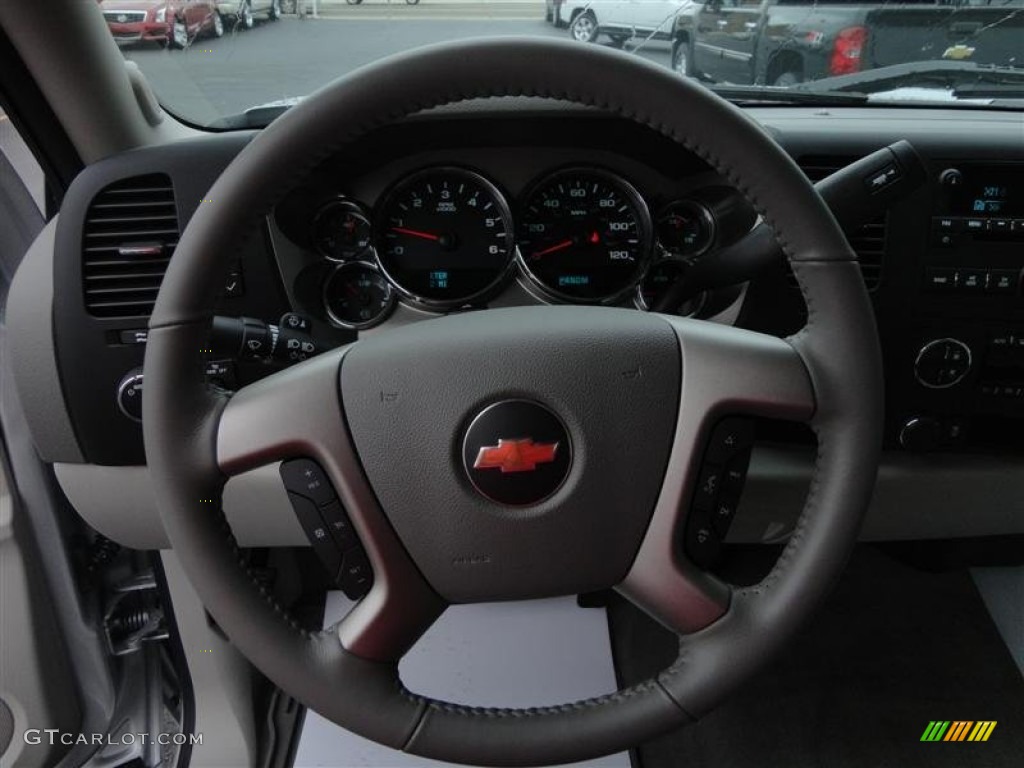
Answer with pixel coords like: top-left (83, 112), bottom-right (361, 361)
top-left (671, 0), bottom-right (1024, 87)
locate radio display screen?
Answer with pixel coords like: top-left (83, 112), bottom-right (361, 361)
top-left (949, 166), bottom-right (1024, 217)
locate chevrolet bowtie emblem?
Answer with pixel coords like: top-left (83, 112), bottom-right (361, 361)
top-left (473, 439), bottom-right (559, 474)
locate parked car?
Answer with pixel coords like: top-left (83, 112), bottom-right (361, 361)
top-left (216, 0), bottom-right (281, 28)
top-left (99, 0), bottom-right (223, 48)
top-left (563, 0), bottom-right (692, 45)
top-left (671, 0), bottom-right (1024, 86)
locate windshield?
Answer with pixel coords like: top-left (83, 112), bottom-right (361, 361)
top-left (102, 0), bottom-right (1024, 126)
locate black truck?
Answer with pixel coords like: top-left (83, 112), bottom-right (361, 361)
top-left (671, 0), bottom-right (1024, 87)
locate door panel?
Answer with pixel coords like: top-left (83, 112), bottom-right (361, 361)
top-left (0, 472), bottom-right (81, 768)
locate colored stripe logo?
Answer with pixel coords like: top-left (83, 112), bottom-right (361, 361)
top-left (921, 721), bottom-right (997, 742)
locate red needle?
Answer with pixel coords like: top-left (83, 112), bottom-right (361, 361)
top-left (392, 226), bottom-right (440, 242)
top-left (532, 239), bottom-right (574, 258)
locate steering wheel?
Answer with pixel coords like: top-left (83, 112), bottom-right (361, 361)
top-left (143, 38), bottom-right (883, 766)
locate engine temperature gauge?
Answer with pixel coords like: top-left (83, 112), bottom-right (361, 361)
top-left (656, 201), bottom-right (715, 259)
top-left (323, 262), bottom-right (396, 329)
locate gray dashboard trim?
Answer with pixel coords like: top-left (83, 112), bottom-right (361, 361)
top-left (7, 217), bottom-right (84, 464)
top-left (55, 446), bottom-right (1024, 552)
top-left (733, 445), bottom-right (1024, 543)
top-left (53, 463), bottom-right (305, 551)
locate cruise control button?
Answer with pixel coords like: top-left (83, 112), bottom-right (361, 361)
top-left (319, 499), bottom-right (358, 551)
top-left (287, 492), bottom-right (342, 577)
top-left (280, 459), bottom-right (336, 506)
top-left (338, 547), bottom-right (374, 599)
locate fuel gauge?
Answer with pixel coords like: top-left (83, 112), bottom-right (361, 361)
top-left (312, 199), bottom-right (373, 262)
top-left (656, 201), bottom-right (716, 259)
top-left (323, 262), bottom-right (396, 329)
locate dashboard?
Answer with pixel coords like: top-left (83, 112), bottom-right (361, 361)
top-left (277, 161), bottom-right (749, 328)
top-left (12, 101), bottom-right (1024, 547)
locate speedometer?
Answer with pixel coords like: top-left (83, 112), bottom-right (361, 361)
top-left (374, 167), bottom-right (514, 308)
top-left (517, 169), bottom-right (653, 303)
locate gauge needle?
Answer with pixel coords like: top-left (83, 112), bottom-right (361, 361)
top-left (392, 226), bottom-right (441, 242)
top-left (532, 239), bottom-right (574, 259)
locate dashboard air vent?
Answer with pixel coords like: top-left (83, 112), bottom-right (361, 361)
top-left (82, 174), bottom-right (178, 317)
top-left (795, 156), bottom-right (886, 290)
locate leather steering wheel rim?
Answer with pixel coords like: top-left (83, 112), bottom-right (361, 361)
top-left (143, 37), bottom-right (883, 766)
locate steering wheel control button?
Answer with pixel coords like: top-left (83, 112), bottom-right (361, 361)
top-left (116, 372), bottom-right (144, 422)
top-left (705, 418), bottom-right (754, 465)
top-left (684, 418), bottom-right (755, 567)
top-left (338, 547), bottom-right (374, 600)
top-left (914, 338), bottom-right (972, 389)
top-left (287, 492), bottom-right (343, 578)
top-left (280, 458), bottom-right (336, 507)
top-left (462, 400), bottom-right (572, 507)
top-left (684, 507), bottom-right (721, 570)
top-left (319, 500), bottom-right (358, 551)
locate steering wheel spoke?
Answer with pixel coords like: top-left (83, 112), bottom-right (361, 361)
top-left (216, 347), bottom-right (445, 662)
top-left (619, 318), bottom-right (815, 635)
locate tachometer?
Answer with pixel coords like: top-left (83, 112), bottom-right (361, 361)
top-left (517, 169), bottom-right (653, 303)
top-left (374, 168), bottom-right (514, 307)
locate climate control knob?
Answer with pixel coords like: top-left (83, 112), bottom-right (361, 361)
top-left (914, 338), bottom-right (972, 389)
top-left (116, 371), bottom-right (144, 422)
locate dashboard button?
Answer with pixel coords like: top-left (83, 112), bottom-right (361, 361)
top-left (924, 268), bottom-right (957, 292)
top-left (964, 218), bottom-right (988, 234)
top-left (958, 269), bottom-right (986, 292)
top-left (279, 312), bottom-right (312, 334)
top-left (988, 270), bottom-right (1020, 295)
top-left (119, 329), bottom-right (149, 345)
top-left (116, 372), bottom-right (144, 422)
top-left (931, 216), bottom-right (963, 233)
top-left (989, 219), bottom-right (1012, 236)
top-left (223, 266), bottom-right (245, 298)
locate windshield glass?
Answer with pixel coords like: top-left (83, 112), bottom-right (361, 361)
top-left (102, 0), bottom-right (1024, 126)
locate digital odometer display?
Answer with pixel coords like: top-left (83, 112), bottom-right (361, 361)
top-left (375, 168), bottom-right (514, 306)
top-left (518, 169), bottom-right (653, 302)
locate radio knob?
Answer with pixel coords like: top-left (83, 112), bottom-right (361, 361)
top-left (116, 371), bottom-right (144, 422)
top-left (939, 168), bottom-right (963, 188)
top-left (914, 338), bottom-right (972, 389)
top-left (899, 416), bottom-right (941, 452)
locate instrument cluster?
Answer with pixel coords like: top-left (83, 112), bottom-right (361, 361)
top-left (306, 165), bottom-right (732, 329)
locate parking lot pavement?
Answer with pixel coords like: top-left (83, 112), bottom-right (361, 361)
top-left (123, 15), bottom-right (672, 126)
